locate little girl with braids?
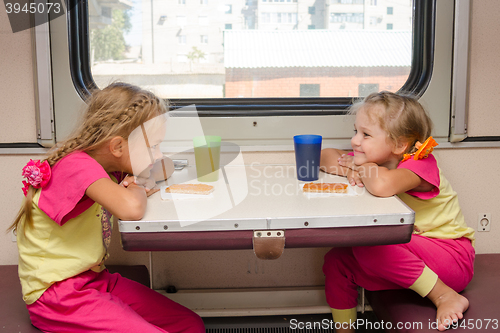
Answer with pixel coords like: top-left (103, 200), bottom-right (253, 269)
top-left (320, 91), bottom-right (475, 332)
top-left (8, 82), bottom-right (204, 333)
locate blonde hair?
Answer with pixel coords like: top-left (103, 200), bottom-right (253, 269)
top-left (8, 82), bottom-right (168, 233)
top-left (349, 91), bottom-right (433, 155)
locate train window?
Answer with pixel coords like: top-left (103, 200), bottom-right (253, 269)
top-left (50, 0), bottom-right (453, 147)
top-left (76, 0), bottom-right (432, 112)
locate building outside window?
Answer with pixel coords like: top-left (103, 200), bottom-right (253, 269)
top-left (225, 4), bottom-right (232, 14)
top-left (178, 35), bottom-right (187, 44)
top-left (330, 13), bottom-right (364, 23)
top-left (370, 16), bottom-right (382, 26)
top-left (387, 23), bottom-right (393, 30)
top-left (177, 54), bottom-right (188, 62)
top-left (300, 84), bottom-right (320, 97)
top-left (331, 0), bottom-right (363, 4)
top-left (271, 13), bottom-right (281, 23)
top-left (176, 16), bottom-right (186, 26)
top-left (200, 35), bottom-right (208, 44)
top-left (358, 83), bottom-right (379, 97)
top-left (225, 23), bottom-right (232, 29)
top-left (199, 53), bottom-right (209, 63)
top-left (387, 7), bottom-right (393, 15)
top-left (199, 16), bottom-right (209, 25)
top-left (262, 13), bottom-right (297, 24)
top-left (101, 6), bottom-right (111, 18)
top-left (261, 13), bottom-right (270, 24)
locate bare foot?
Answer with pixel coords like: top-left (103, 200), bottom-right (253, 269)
top-left (427, 279), bottom-right (469, 331)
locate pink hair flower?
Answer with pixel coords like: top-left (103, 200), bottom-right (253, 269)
top-left (21, 159), bottom-right (51, 196)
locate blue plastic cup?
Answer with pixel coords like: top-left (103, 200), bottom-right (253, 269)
top-left (293, 135), bottom-right (323, 181)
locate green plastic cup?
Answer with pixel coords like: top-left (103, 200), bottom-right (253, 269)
top-left (193, 136), bottom-right (221, 182)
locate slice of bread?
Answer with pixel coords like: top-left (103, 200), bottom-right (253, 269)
top-left (165, 184), bottom-right (214, 195)
top-left (302, 182), bottom-right (348, 193)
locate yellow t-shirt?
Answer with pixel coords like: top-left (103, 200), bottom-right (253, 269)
top-left (397, 155), bottom-right (475, 246)
top-left (17, 191), bottom-right (110, 304)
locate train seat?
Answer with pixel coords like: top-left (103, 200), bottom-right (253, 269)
top-left (0, 264), bottom-right (150, 332)
top-left (365, 253), bottom-right (500, 332)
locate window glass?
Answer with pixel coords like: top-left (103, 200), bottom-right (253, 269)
top-left (89, 0), bottom-right (413, 100)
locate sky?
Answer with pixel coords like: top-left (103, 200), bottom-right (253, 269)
top-left (124, 0), bottom-right (143, 47)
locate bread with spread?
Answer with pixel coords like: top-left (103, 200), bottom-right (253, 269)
top-left (302, 182), bottom-right (348, 193)
top-left (164, 184), bottom-right (214, 195)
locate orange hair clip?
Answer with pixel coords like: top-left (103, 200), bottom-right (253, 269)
top-left (402, 136), bottom-right (438, 162)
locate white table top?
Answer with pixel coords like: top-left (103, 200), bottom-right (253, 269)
top-left (119, 164), bottom-right (414, 233)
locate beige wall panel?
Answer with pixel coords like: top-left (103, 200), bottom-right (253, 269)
top-left (434, 149), bottom-right (500, 254)
top-left (467, 0), bottom-right (500, 137)
top-left (150, 248), bottom-right (329, 291)
top-left (0, 10), bottom-right (37, 143)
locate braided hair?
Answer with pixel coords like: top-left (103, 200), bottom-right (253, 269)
top-left (8, 82), bottom-right (168, 232)
top-left (47, 82), bottom-right (167, 166)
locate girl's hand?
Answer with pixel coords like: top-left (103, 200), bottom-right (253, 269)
top-left (134, 175), bottom-right (156, 192)
top-left (338, 154), bottom-right (358, 171)
top-left (121, 175), bottom-right (139, 188)
top-left (134, 175), bottom-right (160, 197)
top-left (121, 175), bottom-right (158, 197)
top-left (346, 168), bottom-right (364, 187)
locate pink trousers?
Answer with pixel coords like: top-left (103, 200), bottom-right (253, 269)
top-left (322, 235), bottom-right (475, 309)
top-left (27, 269), bottom-right (205, 333)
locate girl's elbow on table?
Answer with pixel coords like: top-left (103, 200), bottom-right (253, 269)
top-left (119, 206), bottom-right (146, 221)
top-left (116, 190), bottom-right (147, 220)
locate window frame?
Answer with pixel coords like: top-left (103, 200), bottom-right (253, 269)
top-left (69, 0), bottom-right (434, 117)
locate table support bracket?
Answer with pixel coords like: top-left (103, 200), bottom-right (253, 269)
top-left (252, 230), bottom-right (285, 260)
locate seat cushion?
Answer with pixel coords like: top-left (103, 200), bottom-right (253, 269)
top-left (0, 265), bottom-right (43, 332)
top-left (366, 254), bottom-right (500, 333)
top-left (0, 264), bottom-right (150, 332)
